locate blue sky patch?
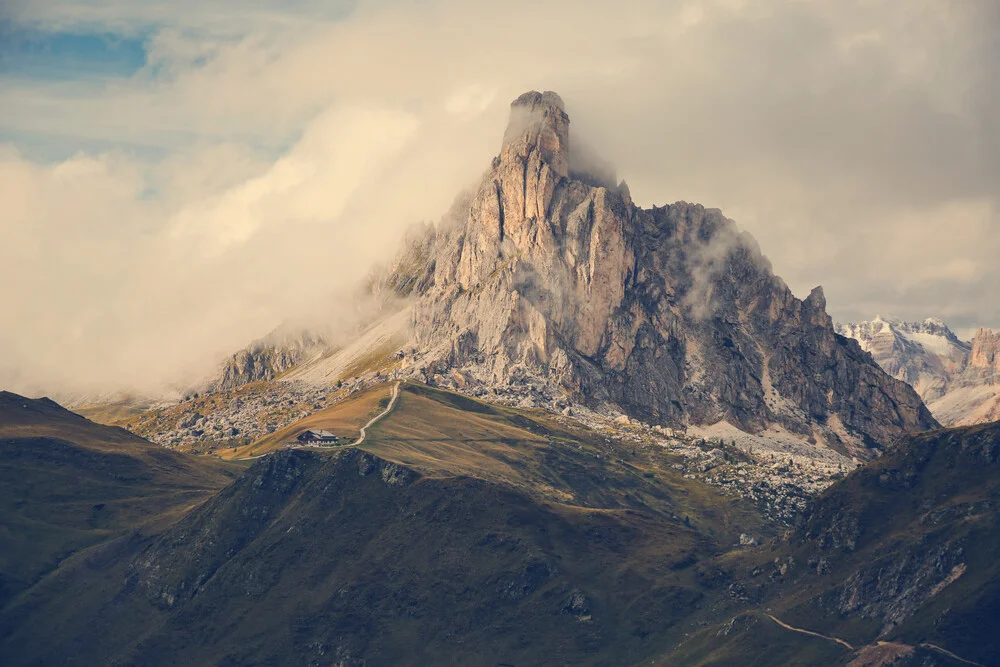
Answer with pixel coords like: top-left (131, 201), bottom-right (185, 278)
top-left (0, 21), bottom-right (150, 80)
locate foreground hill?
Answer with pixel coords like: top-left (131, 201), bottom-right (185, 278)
top-left (0, 391), bottom-right (239, 608)
top-left (665, 420), bottom-right (1000, 665)
top-left (0, 384), bottom-right (773, 666)
top-left (0, 386), bottom-right (996, 665)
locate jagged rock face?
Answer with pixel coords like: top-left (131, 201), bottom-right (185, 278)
top-left (213, 327), bottom-right (329, 390)
top-left (969, 327), bottom-right (1000, 374)
top-left (370, 221), bottom-right (437, 298)
top-left (405, 91), bottom-right (936, 452)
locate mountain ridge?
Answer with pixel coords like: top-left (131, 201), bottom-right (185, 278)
top-left (0, 390), bottom-right (238, 608)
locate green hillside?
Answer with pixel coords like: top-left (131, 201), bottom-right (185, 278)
top-left (0, 384), bottom-right (772, 666)
top-left (660, 421), bottom-right (1000, 666)
top-left (0, 391), bottom-right (239, 608)
top-left (1, 386), bottom-right (997, 665)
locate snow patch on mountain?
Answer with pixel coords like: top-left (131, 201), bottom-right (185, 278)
top-left (836, 316), bottom-right (999, 425)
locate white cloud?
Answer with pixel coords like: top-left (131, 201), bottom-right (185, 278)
top-left (1, 0), bottom-right (998, 396)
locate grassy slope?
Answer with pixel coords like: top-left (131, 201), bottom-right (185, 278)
top-left (0, 391), bottom-right (240, 608)
top-left (657, 421), bottom-right (1000, 666)
top-left (364, 383), bottom-right (768, 541)
top-left (220, 383), bottom-right (394, 458)
top-left (12, 383), bottom-right (994, 665)
top-left (662, 611), bottom-right (849, 666)
top-left (74, 398), bottom-right (149, 425)
top-left (0, 384), bottom-right (774, 667)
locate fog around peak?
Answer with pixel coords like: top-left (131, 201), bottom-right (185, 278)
top-left (1, 0), bottom-right (997, 397)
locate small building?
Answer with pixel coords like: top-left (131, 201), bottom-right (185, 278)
top-left (295, 429), bottom-right (339, 445)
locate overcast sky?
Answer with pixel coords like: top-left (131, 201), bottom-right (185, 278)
top-left (1, 0), bottom-right (998, 396)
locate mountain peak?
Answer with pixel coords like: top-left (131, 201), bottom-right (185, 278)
top-left (501, 90), bottom-right (570, 178)
top-left (511, 89), bottom-right (566, 112)
top-left (403, 92), bottom-right (936, 451)
top-left (804, 285), bottom-right (826, 310)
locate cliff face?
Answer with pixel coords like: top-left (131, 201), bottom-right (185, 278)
top-left (403, 91), bottom-right (935, 453)
top-left (212, 327), bottom-right (330, 391)
top-left (969, 327), bottom-right (1000, 374)
top-left (937, 327), bottom-right (1000, 425)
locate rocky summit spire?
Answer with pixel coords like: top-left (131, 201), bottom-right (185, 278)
top-left (501, 90), bottom-right (570, 178)
top-left (399, 91), bottom-right (937, 456)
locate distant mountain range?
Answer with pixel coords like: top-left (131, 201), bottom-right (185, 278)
top-left (837, 317), bottom-right (1000, 425)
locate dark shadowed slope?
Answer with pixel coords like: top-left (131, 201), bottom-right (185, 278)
top-left (3, 386), bottom-right (994, 666)
top-left (363, 383), bottom-right (767, 539)
top-left (663, 420), bottom-right (1000, 666)
top-left (0, 384), bottom-right (772, 667)
top-left (0, 391), bottom-right (239, 608)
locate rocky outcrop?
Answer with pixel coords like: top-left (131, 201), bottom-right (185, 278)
top-left (212, 326), bottom-right (330, 390)
top-left (969, 327), bottom-right (1000, 374)
top-left (774, 421), bottom-right (1000, 660)
top-left (399, 91), bottom-right (935, 454)
top-left (838, 542), bottom-right (966, 636)
top-left (369, 221), bottom-right (437, 298)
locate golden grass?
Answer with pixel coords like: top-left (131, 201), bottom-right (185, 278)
top-left (359, 384), bottom-right (772, 540)
top-left (73, 401), bottom-right (147, 426)
top-left (362, 386), bottom-right (549, 488)
top-left (220, 383), bottom-right (395, 459)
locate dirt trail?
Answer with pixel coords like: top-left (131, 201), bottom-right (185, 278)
top-left (919, 643), bottom-right (984, 666)
top-left (351, 382), bottom-right (400, 446)
top-left (766, 614), bottom-right (984, 666)
top-left (235, 382), bottom-right (401, 459)
top-left (765, 613), bottom-right (854, 650)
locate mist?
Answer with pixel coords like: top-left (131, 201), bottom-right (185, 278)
top-left (2, 0), bottom-right (998, 397)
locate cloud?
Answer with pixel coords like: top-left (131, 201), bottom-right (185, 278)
top-left (1, 0), bottom-right (998, 397)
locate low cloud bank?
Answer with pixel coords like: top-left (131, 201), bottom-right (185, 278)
top-left (1, 0), bottom-right (997, 396)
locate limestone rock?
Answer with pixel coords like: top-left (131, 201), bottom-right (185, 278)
top-left (392, 91), bottom-right (937, 455)
top-left (213, 327), bottom-right (330, 391)
top-left (969, 327), bottom-right (1000, 373)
